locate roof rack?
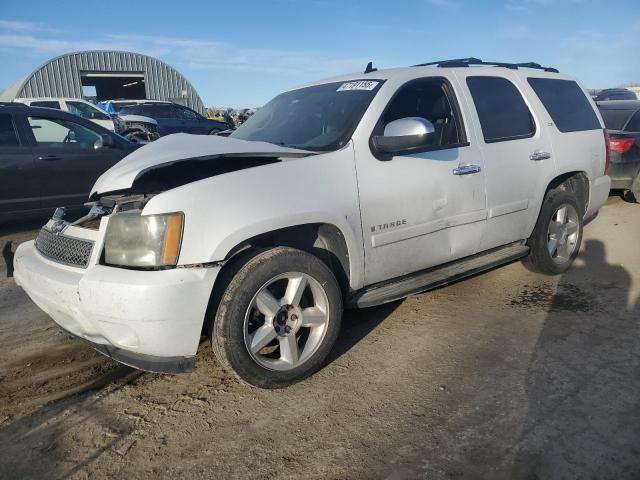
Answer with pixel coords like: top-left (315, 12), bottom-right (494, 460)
top-left (413, 57), bottom-right (559, 73)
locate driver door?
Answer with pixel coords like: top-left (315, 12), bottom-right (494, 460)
top-left (25, 115), bottom-right (121, 212)
top-left (356, 77), bottom-right (488, 285)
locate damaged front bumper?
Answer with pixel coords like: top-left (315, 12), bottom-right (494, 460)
top-left (13, 218), bottom-right (220, 374)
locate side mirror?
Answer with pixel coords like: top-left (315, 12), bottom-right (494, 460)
top-left (372, 117), bottom-right (435, 155)
top-left (96, 134), bottom-right (114, 149)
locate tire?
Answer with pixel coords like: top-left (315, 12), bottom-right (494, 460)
top-left (622, 190), bottom-right (638, 203)
top-left (211, 247), bottom-right (343, 388)
top-left (124, 128), bottom-right (156, 143)
top-left (525, 189), bottom-right (583, 275)
top-left (208, 129), bottom-right (221, 135)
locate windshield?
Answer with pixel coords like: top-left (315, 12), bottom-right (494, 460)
top-left (230, 80), bottom-right (383, 151)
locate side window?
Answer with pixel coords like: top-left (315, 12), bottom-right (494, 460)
top-left (30, 101), bottom-right (61, 109)
top-left (382, 78), bottom-right (463, 149)
top-left (527, 78), bottom-right (601, 133)
top-left (174, 106), bottom-right (199, 120)
top-left (28, 116), bottom-right (102, 149)
top-left (147, 106), bottom-right (173, 118)
top-left (0, 114), bottom-right (19, 146)
top-left (466, 76), bottom-right (535, 143)
top-left (599, 108), bottom-right (633, 131)
top-left (67, 101), bottom-right (109, 120)
top-left (625, 111), bottom-right (640, 132)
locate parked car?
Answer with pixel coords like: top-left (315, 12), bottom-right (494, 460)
top-left (14, 58), bottom-right (610, 388)
top-left (97, 99), bottom-right (167, 115)
top-left (117, 102), bottom-right (230, 136)
top-left (595, 88), bottom-right (637, 101)
top-left (0, 102), bottom-right (139, 222)
top-left (14, 97), bottom-right (122, 133)
top-left (598, 100), bottom-right (640, 202)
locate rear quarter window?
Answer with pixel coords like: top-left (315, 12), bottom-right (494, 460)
top-left (0, 114), bottom-right (19, 146)
top-left (527, 78), bottom-right (601, 133)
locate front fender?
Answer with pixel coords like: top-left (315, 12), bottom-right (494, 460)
top-left (142, 142), bottom-right (365, 289)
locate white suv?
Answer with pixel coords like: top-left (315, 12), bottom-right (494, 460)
top-left (14, 97), bottom-right (120, 132)
top-left (14, 58), bottom-right (611, 388)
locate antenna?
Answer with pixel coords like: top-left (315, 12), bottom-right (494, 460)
top-left (364, 61), bottom-right (377, 74)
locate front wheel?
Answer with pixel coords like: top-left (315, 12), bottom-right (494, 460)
top-left (525, 189), bottom-right (583, 275)
top-left (211, 247), bottom-right (342, 388)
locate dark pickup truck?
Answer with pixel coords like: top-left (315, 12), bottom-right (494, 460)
top-left (598, 100), bottom-right (640, 202)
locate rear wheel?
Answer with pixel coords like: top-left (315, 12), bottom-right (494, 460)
top-left (525, 190), bottom-right (583, 275)
top-left (211, 247), bottom-right (342, 388)
top-left (208, 129), bottom-right (221, 135)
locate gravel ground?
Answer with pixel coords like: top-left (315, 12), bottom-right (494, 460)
top-left (0, 195), bottom-right (638, 480)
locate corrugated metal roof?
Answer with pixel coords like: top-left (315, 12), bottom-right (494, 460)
top-left (0, 50), bottom-right (205, 113)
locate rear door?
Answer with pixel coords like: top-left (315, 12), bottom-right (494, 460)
top-left (145, 105), bottom-right (180, 135)
top-left (0, 113), bottom-right (40, 215)
top-left (25, 114), bottom-right (124, 212)
top-left (457, 71), bottom-right (555, 251)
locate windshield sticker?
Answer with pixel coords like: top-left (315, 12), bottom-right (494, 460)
top-left (337, 81), bottom-right (380, 92)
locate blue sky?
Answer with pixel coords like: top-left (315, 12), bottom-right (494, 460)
top-left (0, 0), bottom-right (638, 107)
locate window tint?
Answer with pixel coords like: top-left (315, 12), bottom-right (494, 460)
top-left (28, 116), bottom-right (102, 148)
top-left (143, 105), bottom-right (174, 118)
top-left (527, 78), bottom-right (601, 133)
top-left (31, 101), bottom-right (61, 109)
top-left (625, 111), bottom-right (640, 132)
top-left (599, 108), bottom-right (634, 130)
top-left (174, 106), bottom-right (199, 120)
top-left (67, 101), bottom-right (109, 120)
top-left (0, 114), bottom-right (19, 146)
top-left (382, 78), bottom-right (462, 149)
top-left (467, 76), bottom-right (534, 142)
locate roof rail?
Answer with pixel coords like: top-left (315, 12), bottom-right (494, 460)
top-left (413, 57), bottom-right (559, 73)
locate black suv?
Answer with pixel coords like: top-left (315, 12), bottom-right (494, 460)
top-left (598, 100), bottom-right (640, 202)
top-left (118, 102), bottom-right (230, 137)
top-left (0, 103), bottom-right (139, 222)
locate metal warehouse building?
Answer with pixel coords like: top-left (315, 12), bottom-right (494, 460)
top-left (0, 50), bottom-right (205, 113)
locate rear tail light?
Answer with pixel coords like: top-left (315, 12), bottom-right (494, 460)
top-left (604, 129), bottom-right (611, 175)
top-left (609, 137), bottom-right (635, 153)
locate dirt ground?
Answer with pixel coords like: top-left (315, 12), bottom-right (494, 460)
top-left (0, 195), bottom-right (639, 480)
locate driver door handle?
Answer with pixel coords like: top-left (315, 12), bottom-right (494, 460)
top-left (453, 164), bottom-right (481, 175)
top-left (37, 155), bottom-right (61, 161)
top-left (530, 150), bottom-right (551, 161)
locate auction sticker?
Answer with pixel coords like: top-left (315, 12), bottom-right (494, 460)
top-left (337, 80), bottom-right (379, 92)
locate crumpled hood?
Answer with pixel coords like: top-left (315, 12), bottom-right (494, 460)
top-left (91, 133), bottom-right (313, 196)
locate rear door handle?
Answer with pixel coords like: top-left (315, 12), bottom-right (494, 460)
top-left (37, 155), bottom-right (62, 161)
top-left (453, 164), bottom-right (481, 175)
top-left (530, 150), bottom-right (551, 161)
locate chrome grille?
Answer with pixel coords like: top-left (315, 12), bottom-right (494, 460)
top-left (35, 228), bottom-right (94, 268)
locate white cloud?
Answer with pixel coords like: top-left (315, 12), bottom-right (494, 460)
top-left (426, 0), bottom-right (457, 7)
top-left (0, 22), bottom-right (368, 77)
top-left (0, 19), bottom-right (58, 33)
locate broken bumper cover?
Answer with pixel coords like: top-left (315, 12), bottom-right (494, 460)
top-left (14, 240), bottom-right (220, 374)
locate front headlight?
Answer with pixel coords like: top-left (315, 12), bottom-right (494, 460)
top-left (104, 212), bottom-right (183, 268)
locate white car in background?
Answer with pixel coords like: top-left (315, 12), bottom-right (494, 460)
top-left (14, 97), bottom-right (121, 132)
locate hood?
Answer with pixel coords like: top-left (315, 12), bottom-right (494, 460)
top-left (91, 133), bottom-right (313, 196)
top-left (119, 114), bottom-right (158, 125)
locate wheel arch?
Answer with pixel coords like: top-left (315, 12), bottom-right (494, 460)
top-left (201, 222), bottom-right (355, 337)
top-left (545, 170), bottom-right (590, 215)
